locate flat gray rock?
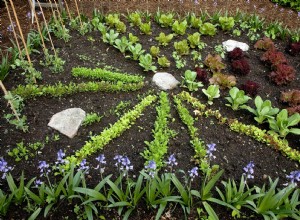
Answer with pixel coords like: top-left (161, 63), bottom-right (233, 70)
top-left (152, 72), bottom-right (180, 90)
top-left (222, 39), bottom-right (249, 52)
top-left (48, 108), bottom-right (86, 138)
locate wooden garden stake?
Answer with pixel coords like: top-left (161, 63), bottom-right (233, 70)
top-left (36, 0), bottom-right (57, 57)
top-left (74, 0), bottom-right (83, 28)
top-left (8, 0), bottom-right (36, 84)
top-left (0, 80), bottom-right (26, 132)
top-left (63, 0), bottom-right (72, 21)
top-left (4, 0), bottom-right (22, 58)
top-left (28, 0), bottom-right (47, 52)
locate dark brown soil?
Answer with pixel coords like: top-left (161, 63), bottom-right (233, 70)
top-left (0, 0), bottom-right (300, 219)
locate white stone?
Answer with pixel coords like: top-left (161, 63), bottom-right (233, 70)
top-left (48, 108), bottom-right (86, 138)
top-left (222, 40), bottom-right (249, 52)
top-left (152, 72), bottom-right (180, 90)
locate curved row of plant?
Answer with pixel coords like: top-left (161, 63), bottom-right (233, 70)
top-left (178, 91), bottom-right (300, 163)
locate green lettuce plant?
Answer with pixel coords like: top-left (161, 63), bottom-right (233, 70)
top-left (157, 56), bottom-right (171, 67)
top-left (172, 20), bottom-right (188, 35)
top-left (155, 32), bottom-right (174, 46)
top-left (225, 87), bottom-right (251, 110)
top-left (187, 32), bottom-right (202, 49)
top-left (127, 12), bottom-right (142, 26)
top-left (219, 16), bottom-right (235, 31)
top-left (188, 13), bottom-right (203, 28)
top-left (181, 70), bottom-right (203, 92)
top-left (128, 33), bottom-right (139, 44)
top-left (105, 13), bottom-right (120, 28)
top-left (242, 96), bottom-right (280, 124)
top-left (174, 40), bottom-right (190, 56)
top-left (158, 13), bottom-right (174, 27)
top-left (114, 36), bottom-right (130, 54)
top-left (103, 29), bottom-right (119, 45)
top-left (139, 53), bottom-right (157, 72)
top-left (127, 43), bottom-right (145, 60)
top-left (268, 109), bottom-right (300, 138)
top-left (139, 22), bottom-right (152, 35)
top-left (150, 46), bottom-right (160, 58)
top-left (200, 22), bottom-right (217, 36)
top-left (115, 21), bottom-right (127, 33)
top-left (82, 113), bottom-right (103, 126)
top-left (202, 85), bottom-right (220, 105)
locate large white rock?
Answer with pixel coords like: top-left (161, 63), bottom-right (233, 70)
top-left (48, 108), bottom-right (86, 138)
top-left (152, 72), bottom-right (180, 90)
top-left (222, 40), bottom-right (249, 52)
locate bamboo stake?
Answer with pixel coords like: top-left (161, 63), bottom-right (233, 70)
top-left (8, 0), bottom-right (36, 84)
top-left (63, 0), bottom-right (72, 21)
top-left (4, 0), bottom-right (22, 58)
top-left (74, 0), bottom-right (83, 28)
top-left (28, 0), bottom-right (47, 51)
top-left (49, 0), bottom-right (65, 27)
top-left (36, 0), bottom-right (57, 57)
top-left (0, 80), bottom-right (26, 132)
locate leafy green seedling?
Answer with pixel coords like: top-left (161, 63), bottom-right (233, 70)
top-left (128, 33), bottom-right (139, 44)
top-left (139, 54), bottom-right (157, 72)
top-left (187, 32), bottom-right (202, 49)
top-left (200, 22), bottom-right (216, 36)
top-left (103, 29), bottom-right (119, 45)
top-left (225, 87), bottom-right (251, 110)
top-left (172, 19), bottom-right (188, 35)
top-left (157, 56), bottom-right (171, 67)
top-left (268, 109), bottom-right (300, 138)
top-left (181, 70), bottom-right (203, 92)
top-left (219, 16), bottom-right (235, 31)
top-left (150, 46), bottom-right (160, 58)
top-left (242, 96), bottom-right (279, 124)
top-left (139, 22), bottom-right (152, 35)
top-left (155, 32), bottom-right (174, 46)
top-left (114, 36), bottom-right (130, 54)
top-left (158, 13), bottom-right (174, 27)
top-left (128, 12), bottom-right (142, 26)
top-left (202, 85), bottom-right (220, 105)
top-left (174, 40), bottom-right (190, 56)
top-left (127, 43), bottom-right (145, 60)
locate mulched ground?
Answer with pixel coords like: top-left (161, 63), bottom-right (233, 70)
top-left (0, 0), bottom-right (300, 219)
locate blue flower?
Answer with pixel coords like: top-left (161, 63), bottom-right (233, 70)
top-left (166, 154), bottom-right (178, 167)
top-left (38, 161), bottom-right (50, 177)
top-left (114, 155), bottom-right (123, 167)
top-left (243, 161), bottom-right (254, 180)
top-left (145, 160), bottom-right (157, 178)
top-left (55, 149), bottom-right (65, 165)
top-left (206, 143), bottom-right (216, 159)
top-left (78, 159), bottom-right (90, 174)
top-left (188, 167), bottom-right (198, 181)
top-left (286, 171), bottom-right (300, 185)
top-left (96, 154), bottom-right (106, 164)
top-left (34, 179), bottom-right (43, 188)
top-left (7, 23), bottom-right (16, 32)
top-left (0, 158), bottom-right (12, 179)
top-left (121, 156), bottom-right (133, 171)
